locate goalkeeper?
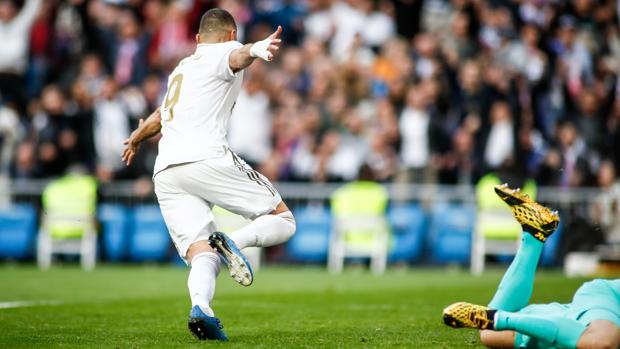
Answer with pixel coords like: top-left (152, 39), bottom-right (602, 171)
top-left (443, 184), bottom-right (620, 349)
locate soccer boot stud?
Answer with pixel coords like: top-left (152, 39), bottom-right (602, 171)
top-left (208, 232), bottom-right (254, 286)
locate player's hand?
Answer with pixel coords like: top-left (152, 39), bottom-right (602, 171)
top-left (121, 119), bottom-right (143, 166)
top-left (250, 25), bottom-right (282, 62)
top-left (121, 139), bottom-right (139, 166)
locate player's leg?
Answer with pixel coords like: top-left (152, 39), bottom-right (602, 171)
top-left (450, 278), bottom-right (620, 348)
top-left (154, 168), bottom-right (227, 341)
top-left (186, 239), bottom-right (228, 341)
top-left (182, 151), bottom-right (296, 285)
top-left (206, 200), bottom-right (295, 286)
top-left (488, 232), bottom-right (544, 312)
top-left (208, 199), bottom-right (294, 286)
top-left (488, 184), bottom-right (559, 311)
top-left (218, 150), bottom-right (295, 250)
top-left (493, 310), bottom-right (587, 348)
top-left (186, 237), bottom-right (220, 317)
top-left (444, 184), bottom-right (560, 347)
top-left (479, 330), bottom-right (516, 349)
top-left (227, 200), bottom-right (296, 250)
top-left (444, 302), bottom-right (587, 348)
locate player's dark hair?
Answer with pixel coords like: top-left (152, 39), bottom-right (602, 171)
top-left (199, 8), bottom-right (237, 35)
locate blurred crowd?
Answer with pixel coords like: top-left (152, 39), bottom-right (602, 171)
top-left (0, 0), bottom-right (619, 192)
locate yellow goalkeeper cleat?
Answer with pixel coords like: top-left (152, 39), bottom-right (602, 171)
top-left (494, 183), bottom-right (559, 242)
top-left (442, 302), bottom-right (494, 330)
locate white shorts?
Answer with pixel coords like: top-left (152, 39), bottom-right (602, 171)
top-left (153, 148), bottom-right (282, 261)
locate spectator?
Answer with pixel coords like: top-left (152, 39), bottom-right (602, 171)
top-left (440, 11), bottom-right (476, 70)
top-left (12, 140), bottom-right (36, 178)
top-left (593, 160), bottom-right (620, 243)
top-left (303, 0), bottom-right (334, 43)
top-left (329, 0), bottom-right (366, 62)
top-left (320, 109), bottom-right (369, 181)
top-left (93, 78), bottom-right (130, 182)
top-left (391, 0), bottom-right (422, 40)
top-left (553, 15), bottom-right (593, 98)
top-left (496, 24), bottom-right (547, 84)
top-left (100, 8), bottom-right (150, 87)
top-left (452, 60), bottom-right (485, 132)
top-left (76, 54), bottom-right (106, 98)
top-left (0, 0), bottom-right (41, 111)
top-left (571, 89), bottom-right (603, 151)
top-left (412, 33), bottom-right (441, 81)
top-left (0, 0), bottom-right (616, 195)
top-left (358, 0), bottom-right (394, 50)
top-left (66, 80), bottom-right (96, 169)
top-left (149, 2), bottom-right (193, 71)
top-left (33, 84), bottom-right (75, 177)
top-left (538, 121), bottom-right (589, 187)
top-left (367, 130), bottom-right (398, 182)
top-left (482, 100), bottom-right (515, 171)
top-left (399, 84), bottom-right (439, 183)
top-left (0, 103), bottom-right (21, 174)
top-left (518, 0), bottom-right (553, 27)
top-left (438, 128), bottom-right (475, 184)
top-left (141, 73), bottom-right (164, 113)
top-left (26, 0), bottom-right (52, 98)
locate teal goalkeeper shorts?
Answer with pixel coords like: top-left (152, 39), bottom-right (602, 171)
top-left (514, 278), bottom-right (620, 349)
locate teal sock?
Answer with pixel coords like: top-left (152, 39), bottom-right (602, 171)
top-left (495, 311), bottom-right (586, 349)
top-left (488, 233), bottom-right (543, 311)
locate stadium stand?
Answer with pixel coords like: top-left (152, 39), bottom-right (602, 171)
top-left (98, 203), bottom-right (130, 262)
top-left (129, 205), bottom-right (170, 262)
top-left (0, 203), bottom-right (37, 259)
top-left (428, 203), bottom-right (475, 264)
top-left (387, 204), bottom-right (427, 263)
top-left (286, 205), bottom-right (331, 263)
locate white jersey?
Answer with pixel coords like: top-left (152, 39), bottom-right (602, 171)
top-left (154, 41), bottom-right (244, 175)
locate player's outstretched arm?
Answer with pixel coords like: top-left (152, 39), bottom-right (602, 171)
top-left (229, 26), bottom-right (282, 73)
top-left (121, 109), bottom-right (162, 166)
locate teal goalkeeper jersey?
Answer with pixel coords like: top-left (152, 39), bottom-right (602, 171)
top-left (515, 279), bottom-right (620, 348)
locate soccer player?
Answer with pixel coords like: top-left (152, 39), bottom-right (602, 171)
top-left (443, 184), bottom-right (620, 349)
top-left (120, 9), bottom-right (296, 341)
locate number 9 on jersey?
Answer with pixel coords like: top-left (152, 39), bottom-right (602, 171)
top-left (162, 74), bottom-right (184, 122)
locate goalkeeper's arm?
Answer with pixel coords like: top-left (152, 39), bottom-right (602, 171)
top-left (229, 26), bottom-right (282, 73)
top-left (121, 109), bottom-right (162, 166)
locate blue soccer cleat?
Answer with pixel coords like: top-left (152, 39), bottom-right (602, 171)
top-left (188, 305), bottom-right (228, 341)
top-left (208, 231), bottom-right (254, 286)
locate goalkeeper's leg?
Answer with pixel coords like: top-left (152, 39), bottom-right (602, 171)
top-left (446, 278), bottom-right (620, 348)
top-left (488, 184), bottom-right (559, 312)
top-left (493, 310), bottom-right (586, 348)
top-left (487, 232), bottom-right (544, 312)
top-left (443, 184), bottom-right (560, 348)
top-left (444, 302), bottom-right (587, 348)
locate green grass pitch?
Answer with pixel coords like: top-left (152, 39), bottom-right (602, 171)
top-left (0, 265), bottom-right (585, 348)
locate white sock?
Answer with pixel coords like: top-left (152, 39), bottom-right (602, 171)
top-left (228, 211), bottom-right (296, 249)
top-left (187, 252), bottom-right (220, 317)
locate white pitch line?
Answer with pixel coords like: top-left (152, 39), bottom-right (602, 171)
top-left (0, 300), bottom-right (63, 309)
